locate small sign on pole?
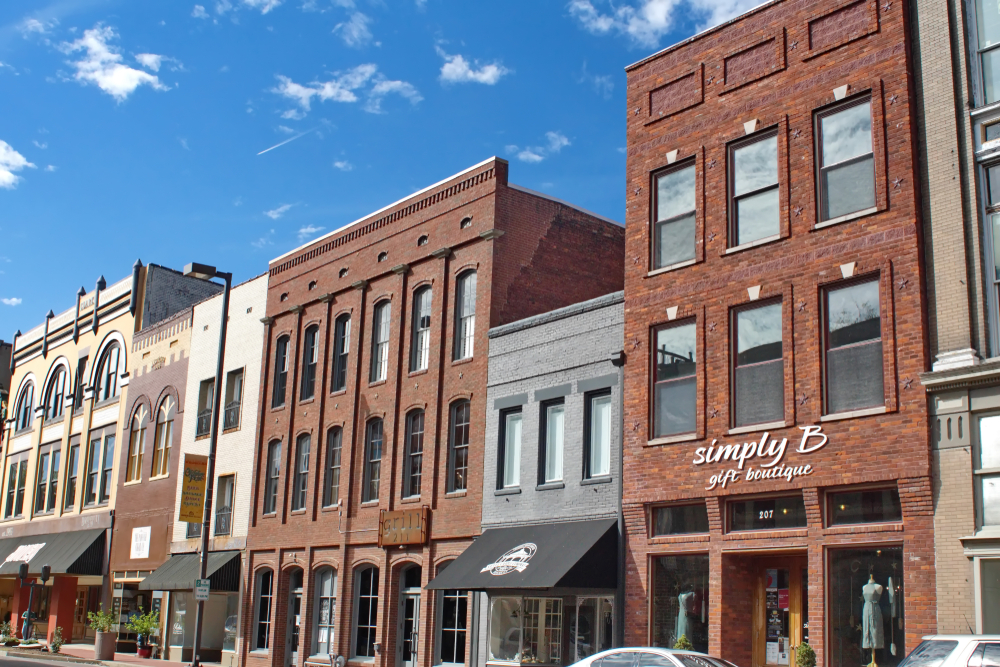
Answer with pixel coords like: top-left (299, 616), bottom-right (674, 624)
top-left (194, 579), bottom-right (210, 601)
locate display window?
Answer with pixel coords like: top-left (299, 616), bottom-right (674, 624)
top-left (650, 554), bottom-right (709, 653)
top-left (487, 595), bottom-right (612, 666)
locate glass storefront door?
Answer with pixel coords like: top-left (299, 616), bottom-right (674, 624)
top-left (399, 566), bottom-right (422, 667)
top-left (752, 557), bottom-right (806, 667)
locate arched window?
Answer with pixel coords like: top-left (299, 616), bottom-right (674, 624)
top-left (151, 396), bottom-right (175, 478)
top-left (454, 271), bottom-right (477, 360)
top-left (272, 336), bottom-right (289, 408)
top-left (126, 405), bottom-right (148, 483)
top-left (448, 400), bottom-right (471, 492)
top-left (323, 427), bottom-right (342, 508)
top-left (263, 440), bottom-right (281, 515)
top-left (410, 287), bottom-right (432, 372)
top-left (331, 315), bottom-right (351, 393)
top-left (403, 410), bottom-right (424, 498)
top-left (292, 433), bottom-right (310, 511)
top-left (370, 302), bottom-right (391, 383)
top-left (352, 566), bottom-right (379, 658)
top-left (44, 366), bottom-right (67, 421)
top-left (313, 568), bottom-right (338, 656)
top-left (254, 568), bottom-right (274, 650)
top-left (300, 325), bottom-right (319, 401)
top-left (95, 342), bottom-right (122, 402)
top-left (362, 419), bottom-right (383, 503)
top-left (14, 382), bottom-right (34, 432)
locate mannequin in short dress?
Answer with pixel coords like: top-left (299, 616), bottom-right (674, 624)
top-left (862, 576), bottom-right (885, 655)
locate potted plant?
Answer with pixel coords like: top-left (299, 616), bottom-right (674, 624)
top-left (0, 621), bottom-right (18, 646)
top-left (88, 607), bottom-right (117, 661)
top-left (673, 635), bottom-right (694, 651)
top-left (125, 610), bottom-right (160, 659)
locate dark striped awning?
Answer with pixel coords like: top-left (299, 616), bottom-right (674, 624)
top-left (0, 528), bottom-right (106, 577)
top-left (139, 551), bottom-right (241, 592)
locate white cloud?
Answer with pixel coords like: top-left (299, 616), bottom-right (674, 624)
top-left (179, 137), bottom-right (190, 150)
top-left (504, 131), bottom-right (572, 164)
top-left (216, 0), bottom-right (233, 14)
top-left (252, 229), bottom-right (274, 248)
top-left (334, 12), bottom-right (373, 48)
top-left (33, 141), bottom-right (47, 150)
top-left (45, 165), bottom-right (57, 172)
top-left (61, 25), bottom-right (169, 102)
top-left (264, 203), bottom-right (295, 219)
top-left (274, 65), bottom-right (420, 115)
top-left (192, 4), bottom-right (210, 18)
top-left (233, 196), bottom-right (243, 206)
top-left (298, 224), bottom-right (325, 241)
top-left (365, 78), bottom-right (422, 113)
top-left (436, 47), bottom-right (510, 85)
top-left (135, 53), bottom-right (163, 71)
top-left (277, 125), bottom-right (295, 134)
top-left (1, 298), bottom-right (22, 306)
top-left (0, 140), bottom-right (36, 189)
top-left (567, 0), bottom-right (759, 47)
top-left (20, 17), bottom-right (56, 36)
top-left (242, 0), bottom-right (283, 13)
top-left (281, 108), bottom-right (306, 120)
top-left (577, 61), bottom-right (614, 99)
top-left (333, 160), bottom-right (353, 171)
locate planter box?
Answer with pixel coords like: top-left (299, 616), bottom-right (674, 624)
top-left (94, 631), bottom-right (116, 661)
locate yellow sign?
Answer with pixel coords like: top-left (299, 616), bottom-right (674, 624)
top-left (179, 454), bottom-right (209, 523)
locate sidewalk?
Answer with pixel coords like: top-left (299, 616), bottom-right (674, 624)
top-left (0, 643), bottom-right (219, 667)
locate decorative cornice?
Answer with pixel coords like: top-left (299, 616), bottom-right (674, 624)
top-left (351, 280), bottom-right (369, 291)
top-left (478, 228), bottom-right (505, 240)
top-left (391, 264), bottom-right (410, 275)
top-left (319, 293), bottom-right (336, 304)
top-left (289, 305), bottom-right (305, 315)
top-left (431, 247), bottom-right (452, 259)
top-left (260, 316), bottom-right (274, 325)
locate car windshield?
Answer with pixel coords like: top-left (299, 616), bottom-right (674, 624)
top-left (898, 641), bottom-right (960, 667)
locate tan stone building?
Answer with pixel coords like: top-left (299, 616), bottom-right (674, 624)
top-left (1, 263), bottom-right (220, 644)
top-left (912, 0), bottom-right (1000, 634)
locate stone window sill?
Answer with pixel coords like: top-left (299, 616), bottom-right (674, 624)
top-left (536, 482), bottom-right (564, 491)
top-left (495, 487), bottom-right (521, 496)
top-left (647, 258), bottom-right (697, 277)
top-left (724, 233), bottom-right (782, 255)
top-left (813, 206), bottom-right (877, 230)
top-left (581, 476), bottom-right (613, 486)
top-left (820, 405), bottom-right (886, 422)
top-left (729, 420), bottom-right (785, 435)
top-left (647, 432), bottom-right (698, 446)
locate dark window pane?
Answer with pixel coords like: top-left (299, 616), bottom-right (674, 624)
top-left (655, 213), bottom-right (696, 268)
top-left (736, 188), bottom-right (779, 245)
top-left (828, 281), bottom-right (880, 347)
top-left (651, 555), bottom-right (709, 652)
top-left (728, 496), bottom-right (807, 531)
top-left (653, 504), bottom-right (709, 536)
top-left (601, 653), bottom-right (636, 667)
top-left (676, 657), bottom-right (718, 667)
top-left (830, 547), bottom-right (905, 667)
top-left (826, 341), bottom-right (884, 413)
top-left (821, 154), bottom-right (875, 220)
top-left (638, 654), bottom-right (677, 667)
top-left (983, 644), bottom-right (1000, 667)
top-left (734, 360), bottom-right (783, 426)
top-left (829, 488), bottom-right (902, 524)
top-left (984, 48), bottom-right (1000, 105)
top-left (656, 323), bottom-right (696, 381)
top-left (655, 376), bottom-right (696, 437)
top-left (899, 642), bottom-right (958, 667)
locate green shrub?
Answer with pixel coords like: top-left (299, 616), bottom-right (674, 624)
top-left (796, 643), bottom-right (817, 667)
top-left (88, 607), bottom-right (117, 633)
top-left (125, 610), bottom-right (160, 644)
top-left (50, 627), bottom-right (64, 654)
top-left (674, 635), bottom-right (694, 651)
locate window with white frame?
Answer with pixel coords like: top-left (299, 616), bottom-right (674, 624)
top-left (313, 568), bottom-right (337, 656)
top-left (824, 278), bottom-right (883, 414)
top-left (4, 454), bottom-right (27, 518)
top-left (292, 433), bottom-right (310, 511)
top-left (448, 400), bottom-right (471, 492)
top-left (977, 414), bottom-right (1000, 529)
top-left (323, 427), bottom-right (342, 508)
top-left (44, 366), bottom-right (66, 421)
top-left (64, 440), bottom-right (80, 510)
top-left (454, 272), bottom-right (476, 360)
top-left (436, 562), bottom-right (467, 667)
top-left (816, 97), bottom-right (875, 221)
top-left (975, 0), bottom-right (1000, 104)
top-left (370, 302), bottom-right (391, 383)
top-left (729, 131), bottom-right (779, 247)
top-left (363, 419), bottom-right (383, 503)
top-left (540, 400), bottom-right (564, 484)
top-left (263, 440), bottom-right (281, 515)
top-left (404, 410), bottom-right (424, 498)
top-left (585, 391), bottom-right (612, 479)
top-left (353, 566), bottom-right (379, 658)
top-left (152, 396), bottom-right (175, 477)
top-left (652, 162), bottom-right (696, 269)
top-left (254, 568), bottom-right (274, 650)
top-left (126, 406), bottom-right (148, 483)
top-left (33, 445), bottom-right (59, 515)
top-left (95, 342), bottom-right (121, 402)
top-left (499, 409), bottom-right (522, 489)
top-left (488, 597), bottom-right (563, 665)
top-left (411, 287), bottom-right (432, 372)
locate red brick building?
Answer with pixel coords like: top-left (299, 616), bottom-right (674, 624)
top-left (622, 2), bottom-right (934, 667)
top-left (240, 157), bottom-right (624, 667)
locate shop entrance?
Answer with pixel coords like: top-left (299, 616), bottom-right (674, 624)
top-left (397, 566), bottom-right (422, 667)
top-left (285, 569), bottom-right (303, 667)
top-left (751, 556), bottom-right (807, 667)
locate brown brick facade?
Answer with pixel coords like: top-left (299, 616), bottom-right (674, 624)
top-left (241, 158), bottom-right (624, 667)
top-left (624, 2), bottom-right (934, 666)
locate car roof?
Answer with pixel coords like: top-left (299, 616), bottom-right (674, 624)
top-left (588, 648), bottom-right (724, 658)
top-left (919, 636), bottom-right (1000, 641)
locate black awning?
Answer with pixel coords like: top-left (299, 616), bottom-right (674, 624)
top-left (426, 518), bottom-right (617, 591)
top-left (0, 528), bottom-right (106, 577)
top-left (138, 551), bottom-right (241, 592)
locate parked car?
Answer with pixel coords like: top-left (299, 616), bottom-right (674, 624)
top-left (568, 647), bottom-right (739, 667)
top-left (899, 636), bottom-right (1000, 667)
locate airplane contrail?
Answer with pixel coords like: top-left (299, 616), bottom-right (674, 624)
top-left (257, 127), bottom-right (317, 155)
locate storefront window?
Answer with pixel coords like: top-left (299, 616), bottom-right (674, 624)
top-left (569, 597), bottom-right (612, 663)
top-left (653, 504), bottom-right (709, 536)
top-left (829, 489), bottom-right (902, 525)
top-left (171, 592), bottom-right (195, 649)
top-left (488, 596), bottom-right (570, 666)
top-left (223, 593), bottom-right (239, 652)
top-left (489, 597), bottom-right (522, 663)
top-left (829, 547), bottom-right (904, 667)
top-left (728, 495), bottom-right (807, 531)
top-left (983, 559), bottom-right (1000, 633)
top-left (651, 555), bottom-right (709, 653)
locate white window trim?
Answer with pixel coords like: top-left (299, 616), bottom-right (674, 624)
top-left (252, 568), bottom-right (274, 653)
top-left (311, 567), bottom-right (338, 658)
top-left (351, 566), bottom-right (379, 661)
top-left (434, 587), bottom-right (469, 667)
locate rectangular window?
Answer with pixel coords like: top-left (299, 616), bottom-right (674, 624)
top-left (332, 316), bottom-right (351, 393)
top-left (824, 279), bottom-right (883, 414)
top-left (323, 428), bottom-right (342, 508)
top-left (454, 272), bottom-right (477, 360)
top-left (314, 569), bottom-right (337, 655)
top-left (224, 368), bottom-right (244, 430)
top-left (829, 547), bottom-right (904, 667)
top-left (652, 504), bottom-right (709, 536)
top-left (272, 337), bottom-right (289, 408)
top-left (4, 457), bottom-right (27, 518)
top-left (46, 449), bottom-right (59, 513)
top-left (354, 567), bottom-right (379, 658)
top-left (653, 162), bottom-right (696, 269)
top-left (14, 459), bottom-right (27, 517)
top-left (64, 441), bottom-right (79, 510)
top-left (733, 301), bottom-right (783, 427)
top-left (982, 560), bottom-right (1000, 633)
top-left (730, 131), bottom-right (779, 247)
top-left (370, 302), bottom-right (391, 383)
top-left (585, 391), bottom-right (612, 478)
top-left (653, 321), bottom-right (697, 437)
top-left (449, 401), bottom-right (471, 492)
top-left (264, 441), bottom-right (281, 515)
top-left (84, 436), bottom-right (101, 506)
top-left (292, 434), bottom-right (310, 511)
top-left (438, 588), bottom-right (468, 666)
top-left (979, 415), bottom-right (1000, 527)
top-left (363, 420), bottom-right (383, 503)
top-left (99, 434), bottom-right (115, 504)
top-left (187, 520), bottom-right (202, 539)
top-left (255, 569), bottom-right (274, 650)
top-left (410, 288), bottom-right (432, 372)
top-left (33, 448), bottom-right (59, 515)
top-left (977, 0), bottom-right (1000, 104)
top-left (651, 555), bottom-right (709, 652)
top-left (570, 597), bottom-right (614, 663)
top-left (215, 475), bottom-right (235, 536)
top-left (540, 400), bottom-right (565, 483)
top-left (499, 409), bottom-right (522, 489)
top-left (817, 98), bottom-right (875, 221)
top-left (301, 326), bottom-right (319, 400)
top-left (404, 411), bottom-right (424, 498)
top-left (487, 597), bottom-right (563, 665)
top-left (197, 378), bottom-right (215, 437)
top-left (728, 495), bottom-right (807, 531)
top-left (828, 488), bottom-right (902, 525)
top-left (73, 357), bottom-right (88, 412)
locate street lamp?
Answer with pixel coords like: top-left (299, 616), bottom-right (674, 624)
top-left (18, 563), bottom-right (50, 640)
top-left (183, 263), bottom-right (233, 667)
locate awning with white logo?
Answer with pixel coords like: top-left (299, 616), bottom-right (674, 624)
top-left (425, 518), bottom-right (617, 591)
top-left (0, 528), bottom-right (106, 577)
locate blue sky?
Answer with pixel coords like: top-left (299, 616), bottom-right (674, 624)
top-left (0, 0), bottom-right (756, 338)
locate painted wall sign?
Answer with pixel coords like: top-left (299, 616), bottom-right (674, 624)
top-left (178, 454), bottom-right (209, 523)
top-left (130, 526), bottom-right (151, 560)
top-left (378, 507), bottom-right (429, 547)
top-left (481, 543), bottom-right (537, 576)
top-left (693, 425), bottom-right (829, 490)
